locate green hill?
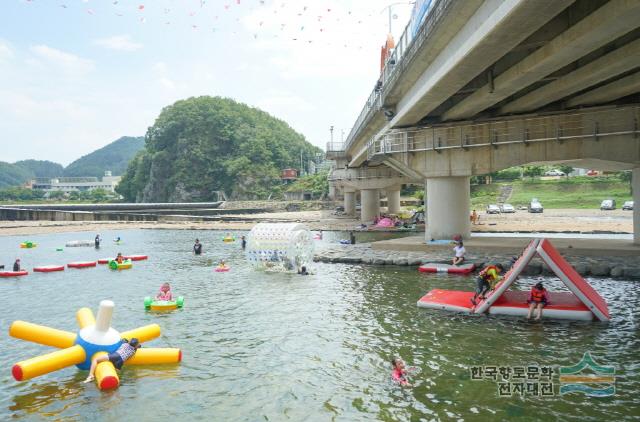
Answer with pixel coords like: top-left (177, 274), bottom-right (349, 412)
top-left (64, 136), bottom-right (145, 178)
top-left (117, 96), bottom-right (322, 202)
top-left (470, 177), bottom-right (632, 209)
top-left (14, 159), bottom-right (64, 178)
top-left (0, 162), bottom-right (33, 188)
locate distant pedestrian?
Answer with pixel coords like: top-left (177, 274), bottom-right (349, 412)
top-left (193, 239), bottom-right (203, 255)
top-left (349, 231), bottom-right (356, 245)
top-left (241, 235), bottom-right (247, 250)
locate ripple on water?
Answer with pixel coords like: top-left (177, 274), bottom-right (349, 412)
top-left (0, 230), bottom-right (638, 420)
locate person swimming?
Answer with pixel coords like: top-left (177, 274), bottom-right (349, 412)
top-left (298, 266), bottom-right (309, 275)
top-left (391, 357), bottom-right (412, 387)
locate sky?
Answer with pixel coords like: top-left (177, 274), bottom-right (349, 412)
top-left (0, 0), bottom-right (415, 165)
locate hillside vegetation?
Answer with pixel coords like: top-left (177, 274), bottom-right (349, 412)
top-left (14, 160), bottom-right (64, 178)
top-left (0, 162), bottom-right (33, 188)
top-left (117, 96), bottom-right (321, 202)
top-left (470, 177), bottom-right (632, 209)
top-left (64, 136), bottom-right (144, 178)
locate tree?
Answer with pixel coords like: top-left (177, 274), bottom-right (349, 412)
top-left (117, 96), bottom-right (322, 202)
top-left (558, 165), bottom-right (574, 177)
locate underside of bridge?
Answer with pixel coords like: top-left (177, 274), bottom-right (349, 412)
top-left (330, 0), bottom-right (640, 243)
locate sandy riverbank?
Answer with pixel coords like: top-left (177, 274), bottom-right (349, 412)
top-left (0, 209), bottom-right (632, 236)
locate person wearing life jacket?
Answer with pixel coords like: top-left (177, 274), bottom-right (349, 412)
top-left (84, 338), bottom-right (141, 383)
top-left (527, 281), bottom-right (550, 320)
top-left (115, 253), bottom-right (124, 264)
top-left (471, 263), bottom-right (504, 305)
top-left (156, 282), bottom-right (173, 301)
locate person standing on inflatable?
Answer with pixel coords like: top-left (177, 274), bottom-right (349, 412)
top-left (527, 281), bottom-right (550, 320)
top-left (193, 239), bottom-right (203, 255)
top-left (84, 338), bottom-right (141, 383)
top-left (13, 259), bottom-right (21, 272)
top-left (471, 263), bottom-right (504, 305)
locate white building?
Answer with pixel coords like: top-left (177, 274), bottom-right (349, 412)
top-left (31, 171), bottom-right (122, 193)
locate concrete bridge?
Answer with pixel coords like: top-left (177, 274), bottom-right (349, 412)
top-left (328, 0), bottom-right (640, 243)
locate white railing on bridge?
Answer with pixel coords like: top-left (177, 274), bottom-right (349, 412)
top-left (328, 167), bottom-right (404, 182)
top-left (326, 142), bottom-right (346, 152)
top-left (344, 0), bottom-right (454, 152)
top-left (367, 106), bottom-right (640, 158)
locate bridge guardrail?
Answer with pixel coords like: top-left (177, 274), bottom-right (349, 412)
top-left (328, 167), bottom-right (404, 182)
top-left (367, 106), bottom-right (640, 158)
top-left (344, 0), bottom-right (454, 152)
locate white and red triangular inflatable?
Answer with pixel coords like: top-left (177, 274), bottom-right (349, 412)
top-left (417, 239), bottom-right (610, 321)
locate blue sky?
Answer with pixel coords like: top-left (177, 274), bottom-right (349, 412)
top-left (0, 0), bottom-right (413, 165)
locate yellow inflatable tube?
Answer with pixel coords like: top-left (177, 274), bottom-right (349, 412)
top-left (93, 352), bottom-right (120, 390)
top-left (9, 321), bottom-right (76, 348)
top-left (76, 308), bottom-right (96, 329)
top-left (120, 324), bottom-right (161, 343)
top-left (12, 345), bottom-right (85, 381)
top-left (125, 348), bottom-right (182, 365)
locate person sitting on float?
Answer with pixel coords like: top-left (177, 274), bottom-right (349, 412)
top-left (156, 282), bottom-right (173, 301)
top-left (452, 240), bottom-right (466, 266)
top-left (217, 260), bottom-right (228, 269)
top-left (115, 253), bottom-right (124, 264)
top-left (526, 281), bottom-right (550, 321)
top-left (84, 338), bottom-right (141, 383)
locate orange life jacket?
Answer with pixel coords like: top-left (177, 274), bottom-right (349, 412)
top-left (531, 288), bottom-right (546, 301)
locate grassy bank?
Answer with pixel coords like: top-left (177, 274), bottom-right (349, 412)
top-left (470, 178), bottom-right (632, 209)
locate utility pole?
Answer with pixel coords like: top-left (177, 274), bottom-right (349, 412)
top-left (300, 149), bottom-right (304, 176)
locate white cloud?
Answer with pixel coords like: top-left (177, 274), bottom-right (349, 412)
top-left (0, 40), bottom-right (13, 61)
top-left (94, 35), bottom-right (143, 52)
top-left (29, 45), bottom-right (94, 75)
top-left (158, 77), bottom-right (176, 91)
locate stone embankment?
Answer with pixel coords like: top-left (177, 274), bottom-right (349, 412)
top-left (314, 244), bottom-right (640, 279)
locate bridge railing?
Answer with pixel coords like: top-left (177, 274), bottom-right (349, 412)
top-left (368, 107), bottom-right (639, 158)
top-left (343, 0), bottom-right (454, 152)
top-left (328, 167), bottom-right (404, 181)
top-left (326, 142), bottom-right (346, 152)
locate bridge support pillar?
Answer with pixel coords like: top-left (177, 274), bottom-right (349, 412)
top-left (361, 189), bottom-right (380, 222)
top-left (386, 186), bottom-right (401, 214)
top-left (425, 176), bottom-right (470, 241)
top-left (328, 183), bottom-right (337, 201)
top-left (634, 168), bottom-right (640, 245)
top-left (344, 189), bottom-right (356, 216)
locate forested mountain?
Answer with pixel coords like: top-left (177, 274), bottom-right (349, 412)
top-left (64, 136), bottom-right (145, 178)
top-left (14, 160), bottom-right (64, 178)
top-left (0, 162), bottom-right (33, 188)
top-left (117, 96), bottom-right (321, 202)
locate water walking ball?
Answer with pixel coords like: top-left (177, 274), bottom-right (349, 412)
top-left (9, 300), bottom-right (181, 390)
top-left (246, 223), bottom-right (313, 270)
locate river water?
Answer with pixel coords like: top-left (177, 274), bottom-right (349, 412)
top-left (1, 230), bottom-right (638, 421)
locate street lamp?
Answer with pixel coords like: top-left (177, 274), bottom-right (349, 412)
top-left (380, 2), bottom-right (414, 35)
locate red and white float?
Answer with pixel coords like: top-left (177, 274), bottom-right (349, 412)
top-left (124, 255), bottom-right (148, 261)
top-left (418, 263), bottom-right (476, 274)
top-left (33, 265), bottom-right (65, 273)
top-left (67, 261), bottom-right (97, 269)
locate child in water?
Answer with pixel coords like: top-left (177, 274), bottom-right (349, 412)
top-left (218, 260), bottom-right (228, 269)
top-left (115, 252), bottom-right (124, 264)
top-left (527, 281), bottom-right (550, 321)
top-left (156, 282), bottom-right (173, 301)
top-left (391, 357), bottom-right (412, 387)
top-left (471, 263), bottom-right (504, 305)
top-left (84, 338), bottom-right (141, 383)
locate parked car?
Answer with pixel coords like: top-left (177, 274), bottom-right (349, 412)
top-left (500, 203), bottom-right (515, 213)
top-left (528, 198), bottom-right (544, 213)
top-left (586, 169), bottom-right (599, 176)
top-left (622, 201), bottom-right (634, 211)
top-left (544, 169), bottom-right (565, 176)
top-left (600, 199), bottom-right (616, 210)
top-left (486, 204), bottom-right (501, 214)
